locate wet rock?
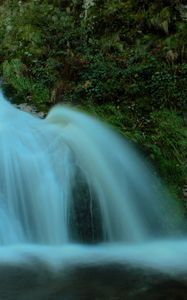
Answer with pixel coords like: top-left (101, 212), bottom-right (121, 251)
top-left (14, 103), bottom-right (46, 118)
top-left (0, 259), bottom-right (187, 300)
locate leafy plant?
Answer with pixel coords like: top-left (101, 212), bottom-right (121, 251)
top-left (0, 0), bottom-right (186, 200)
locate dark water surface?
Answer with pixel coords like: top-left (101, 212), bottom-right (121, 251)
top-left (0, 243), bottom-right (187, 300)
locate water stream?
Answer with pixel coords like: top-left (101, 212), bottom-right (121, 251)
top-left (0, 90), bottom-right (186, 299)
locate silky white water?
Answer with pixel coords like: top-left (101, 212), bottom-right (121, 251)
top-left (0, 90), bottom-right (187, 299)
top-left (0, 90), bottom-right (182, 245)
top-left (0, 93), bottom-right (73, 244)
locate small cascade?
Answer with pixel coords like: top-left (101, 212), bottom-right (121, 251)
top-left (0, 90), bottom-right (183, 245)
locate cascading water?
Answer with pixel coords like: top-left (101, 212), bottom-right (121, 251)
top-left (0, 93), bottom-right (73, 244)
top-left (0, 90), bottom-right (186, 299)
top-left (0, 91), bottom-right (182, 245)
top-left (47, 105), bottom-right (183, 242)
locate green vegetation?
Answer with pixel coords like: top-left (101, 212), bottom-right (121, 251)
top-left (0, 0), bottom-right (186, 199)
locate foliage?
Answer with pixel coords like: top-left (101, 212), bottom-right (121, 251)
top-left (0, 0), bottom-right (186, 198)
top-left (143, 110), bottom-right (187, 187)
top-left (2, 59), bottom-right (49, 105)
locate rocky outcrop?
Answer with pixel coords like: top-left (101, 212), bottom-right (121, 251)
top-left (14, 103), bottom-right (45, 118)
top-left (0, 258), bottom-right (187, 300)
top-left (0, 243), bottom-right (187, 300)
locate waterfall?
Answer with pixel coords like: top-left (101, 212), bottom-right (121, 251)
top-left (0, 92), bottom-right (73, 244)
top-left (0, 91), bottom-right (183, 245)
